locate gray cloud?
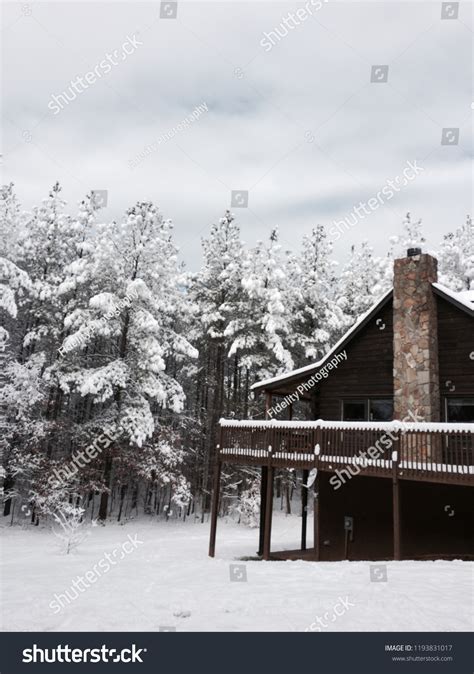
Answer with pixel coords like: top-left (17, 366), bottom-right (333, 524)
top-left (3, 1), bottom-right (472, 269)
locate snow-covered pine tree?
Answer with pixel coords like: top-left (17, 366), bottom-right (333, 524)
top-left (400, 211), bottom-right (425, 252)
top-left (226, 228), bottom-right (294, 388)
top-left (186, 210), bottom-right (244, 516)
top-left (1, 183), bottom-right (80, 520)
top-left (337, 241), bottom-right (390, 324)
top-left (58, 200), bottom-right (197, 520)
top-left (438, 215), bottom-right (474, 292)
top-left (286, 225), bottom-right (345, 366)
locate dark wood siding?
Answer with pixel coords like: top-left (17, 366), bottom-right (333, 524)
top-left (437, 296), bottom-right (474, 419)
top-left (315, 301), bottom-right (394, 420)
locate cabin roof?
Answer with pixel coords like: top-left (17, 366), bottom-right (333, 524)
top-left (432, 282), bottom-right (474, 316)
top-left (251, 283), bottom-right (473, 395)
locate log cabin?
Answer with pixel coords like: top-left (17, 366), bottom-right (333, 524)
top-left (209, 250), bottom-right (474, 561)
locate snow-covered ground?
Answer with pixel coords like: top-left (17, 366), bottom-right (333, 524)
top-left (1, 512), bottom-right (472, 632)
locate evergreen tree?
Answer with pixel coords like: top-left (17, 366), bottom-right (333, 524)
top-left (337, 241), bottom-right (389, 324)
top-left (438, 215), bottom-right (474, 291)
top-left (226, 229), bottom-right (293, 383)
top-left (400, 211), bottom-right (425, 252)
top-left (286, 225), bottom-right (344, 365)
top-left (187, 210), bottom-right (244, 515)
top-left (58, 200), bottom-right (197, 519)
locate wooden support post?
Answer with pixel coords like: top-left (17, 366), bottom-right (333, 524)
top-left (265, 391), bottom-right (273, 418)
top-left (262, 466), bottom-right (274, 560)
top-left (259, 390), bottom-right (273, 556)
top-left (313, 475), bottom-right (320, 561)
top-left (313, 425), bottom-right (321, 560)
top-left (392, 437), bottom-right (401, 561)
top-left (257, 466), bottom-right (268, 556)
top-left (301, 469), bottom-right (308, 551)
top-left (208, 459), bottom-right (222, 558)
top-left (393, 479), bottom-right (401, 560)
top-left (288, 403), bottom-right (293, 421)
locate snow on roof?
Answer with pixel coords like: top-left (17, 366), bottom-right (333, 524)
top-left (251, 282), bottom-right (473, 393)
top-left (250, 288), bottom-right (393, 391)
top-left (433, 283), bottom-right (474, 314)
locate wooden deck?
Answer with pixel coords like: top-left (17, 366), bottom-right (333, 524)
top-left (217, 419), bottom-right (474, 486)
top-left (209, 420), bottom-right (474, 562)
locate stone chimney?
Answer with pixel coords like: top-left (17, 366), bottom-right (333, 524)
top-left (393, 251), bottom-right (440, 422)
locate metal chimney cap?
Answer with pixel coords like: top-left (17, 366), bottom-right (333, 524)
top-left (407, 247), bottom-right (422, 257)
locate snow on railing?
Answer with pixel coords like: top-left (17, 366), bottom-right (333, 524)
top-left (219, 418), bottom-right (474, 434)
top-left (318, 454), bottom-right (474, 474)
top-left (220, 448), bottom-right (269, 458)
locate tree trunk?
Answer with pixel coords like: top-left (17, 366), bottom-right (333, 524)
top-left (2, 475), bottom-right (14, 516)
top-left (98, 455), bottom-right (113, 521)
top-left (117, 484), bottom-right (128, 522)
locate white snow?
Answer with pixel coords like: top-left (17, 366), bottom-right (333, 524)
top-left (273, 452), bottom-right (315, 461)
top-left (221, 448), bottom-right (269, 458)
top-left (1, 516), bottom-right (472, 633)
top-left (319, 455), bottom-right (474, 474)
top-left (219, 418), bottom-right (474, 434)
top-left (320, 455), bottom-right (393, 469)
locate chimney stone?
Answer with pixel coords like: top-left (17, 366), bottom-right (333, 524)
top-left (393, 253), bottom-right (440, 423)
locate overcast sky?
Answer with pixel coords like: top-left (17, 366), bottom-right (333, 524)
top-left (2, 0), bottom-right (473, 270)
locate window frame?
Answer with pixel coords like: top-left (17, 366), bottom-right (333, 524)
top-left (340, 397), bottom-right (394, 422)
top-left (369, 398), bottom-right (394, 422)
top-left (444, 397), bottom-right (474, 423)
top-left (341, 399), bottom-right (368, 421)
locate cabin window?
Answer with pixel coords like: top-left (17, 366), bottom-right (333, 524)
top-left (369, 399), bottom-right (393, 422)
top-left (342, 400), bottom-right (366, 421)
top-left (446, 398), bottom-right (474, 423)
top-left (341, 398), bottom-right (393, 421)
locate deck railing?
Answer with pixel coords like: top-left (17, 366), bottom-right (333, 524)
top-left (218, 419), bottom-right (474, 484)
